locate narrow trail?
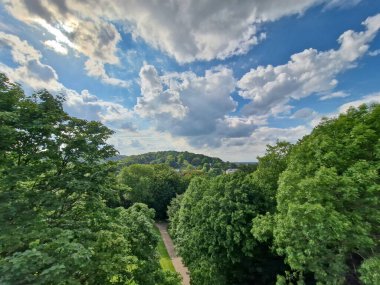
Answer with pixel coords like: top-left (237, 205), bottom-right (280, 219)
top-left (156, 222), bottom-right (190, 285)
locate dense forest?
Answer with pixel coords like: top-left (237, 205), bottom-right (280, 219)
top-left (116, 151), bottom-right (238, 172)
top-left (1, 73), bottom-right (379, 285)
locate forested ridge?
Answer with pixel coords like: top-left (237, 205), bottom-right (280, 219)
top-left (116, 151), bottom-right (237, 172)
top-left (1, 73), bottom-right (379, 285)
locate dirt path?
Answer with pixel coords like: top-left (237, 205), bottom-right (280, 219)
top-left (156, 222), bottom-right (190, 285)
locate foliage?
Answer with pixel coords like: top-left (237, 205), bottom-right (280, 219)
top-left (167, 194), bottom-right (184, 238)
top-left (358, 256), bottom-right (380, 285)
top-left (169, 106), bottom-right (380, 285)
top-left (0, 74), bottom-right (179, 285)
top-left (117, 164), bottom-right (187, 219)
top-left (169, 168), bottom-right (288, 284)
top-left (117, 150), bottom-right (237, 172)
top-left (236, 162), bottom-right (258, 173)
top-left (271, 104), bottom-right (380, 284)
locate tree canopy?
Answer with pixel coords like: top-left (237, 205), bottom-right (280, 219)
top-left (268, 104), bottom-right (380, 284)
top-left (168, 142), bottom-right (292, 284)
top-left (117, 164), bottom-right (188, 219)
top-left (0, 74), bottom-right (180, 285)
top-left (117, 150), bottom-right (237, 171)
top-left (169, 104), bottom-right (380, 285)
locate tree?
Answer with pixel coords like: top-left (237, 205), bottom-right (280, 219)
top-left (167, 194), bottom-right (184, 238)
top-left (118, 150), bottom-right (230, 171)
top-left (0, 74), bottom-right (179, 285)
top-left (271, 105), bottom-right (380, 284)
top-left (170, 172), bottom-right (287, 285)
top-left (117, 164), bottom-right (186, 219)
top-left (168, 105), bottom-right (379, 285)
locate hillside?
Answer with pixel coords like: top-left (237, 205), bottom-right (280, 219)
top-left (117, 151), bottom-right (237, 170)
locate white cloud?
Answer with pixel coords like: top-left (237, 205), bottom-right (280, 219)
top-left (320, 91), bottom-right (350, 101)
top-left (2, 0), bottom-right (362, 65)
top-left (108, 127), bottom-right (195, 156)
top-left (308, 92), bottom-right (380, 127)
top-left (84, 59), bottom-right (130, 88)
top-left (207, 125), bottom-right (310, 161)
top-left (0, 31), bottom-right (40, 64)
top-left (114, 0), bottom-right (363, 63)
top-left (324, 0), bottom-right (362, 9)
top-left (43, 39), bottom-right (68, 55)
top-left (250, 125), bottom-right (310, 144)
top-left (290, 108), bottom-right (318, 120)
top-left (111, 91), bottom-right (380, 161)
top-left (368, 49), bottom-right (380, 56)
top-left (3, 0), bottom-right (128, 87)
top-left (135, 64), bottom-right (188, 119)
top-left (338, 93), bottom-right (380, 113)
top-left (135, 64), bottom-right (248, 147)
top-left (0, 31), bottom-right (133, 128)
top-left (0, 31), bottom-right (61, 90)
top-left (3, 1), bottom-right (120, 63)
top-left (132, 11), bottom-right (380, 148)
top-left (237, 13), bottom-right (380, 116)
top-left (221, 115), bottom-right (267, 137)
top-left (63, 89), bottom-right (133, 126)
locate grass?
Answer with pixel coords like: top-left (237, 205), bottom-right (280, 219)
top-left (154, 227), bottom-right (176, 272)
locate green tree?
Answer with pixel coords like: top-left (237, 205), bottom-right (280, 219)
top-left (0, 74), bottom-right (179, 285)
top-left (118, 150), bottom-right (229, 171)
top-left (250, 141), bottom-right (293, 244)
top-left (118, 164), bottom-right (186, 219)
top-left (167, 194), bottom-right (184, 239)
top-left (171, 172), bottom-right (286, 285)
top-left (271, 105), bottom-right (380, 284)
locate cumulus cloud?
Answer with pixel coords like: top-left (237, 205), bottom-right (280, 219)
top-left (108, 127), bottom-right (195, 157)
top-left (0, 31), bottom-right (61, 90)
top-left (64, 89), bottom-right (133, 125)
top-left (220, 115), bottom-right (267, 137)
top-left (249, 125), bottom-right (310, 145)
top-left (0, 31), bottom-right (133, 128)
top-left (3, 0), bottom-right (120, 63)
top-left (84, 59), bottom-right (130, 88)
top-left (3, 0), bottom-right (129, 87)
top-left (307, 92), bottom-right (380, 127)
top-left (237, 13), bottom-right (380, 116)
top-left (338, 92), bottom-right (380, 113)
top-left (113, 0), bottom-right (363, 63)
top-left (136, 64), bottom-right (188, 119)
top-left (2, 0), bottom-right (375, 161)
top-left (135, 64), bottom-right (250, 147)
top-left (206, 125), bottom-right (310, 161)
top-left (2, 0), bottom-right (362, 65)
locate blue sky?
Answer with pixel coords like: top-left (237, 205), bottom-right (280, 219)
top-left (0, 0), bottom-right (379, 161)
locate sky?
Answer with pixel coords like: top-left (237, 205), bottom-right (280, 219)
top-left (0, 0), bottom-right (380, 162)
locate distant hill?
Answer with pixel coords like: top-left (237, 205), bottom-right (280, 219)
top-left (115, 151), bottom-right (237, 171)
top-left (107, 154), bottom-right (128, 162)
